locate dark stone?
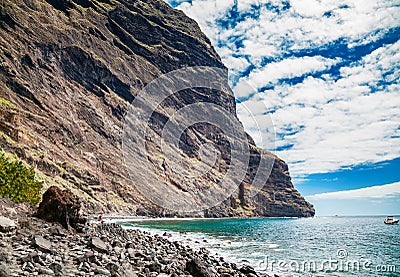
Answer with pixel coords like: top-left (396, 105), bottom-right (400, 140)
top-left (21, 54), bottom-right (35, 68)
top-left (147, 261), bottom-right (162, 273)
top-left (112, 240), bottom-right (123, 248)
top-left (50, 262), bottom-right (65, 277)
top-left (35, 186), bottom-right (87, 232)
top-left (239, 265), bottom-right (257, 275)
top-left (185, 258), bottom-right (213, 277)
top-left (45, 0), bottom-right (73, 14)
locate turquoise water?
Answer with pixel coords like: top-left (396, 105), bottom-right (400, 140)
top-left (123, 216), bottom-right (400, 276)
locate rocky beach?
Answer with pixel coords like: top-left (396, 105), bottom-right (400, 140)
top-left (0, 0), bottom-right (313, 275)
top-left (0, 194), bottom-right (268, 277)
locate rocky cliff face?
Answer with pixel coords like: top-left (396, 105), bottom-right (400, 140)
top-left (0, 0), bottom-right (314, 217)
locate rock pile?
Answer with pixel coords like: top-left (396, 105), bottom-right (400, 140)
top-left (0, 214), bottom-right (268, 277)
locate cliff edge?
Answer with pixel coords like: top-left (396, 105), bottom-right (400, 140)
top-left (0, 0), bottom-right (314, 217)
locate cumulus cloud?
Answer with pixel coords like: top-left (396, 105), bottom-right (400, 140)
top-left (166, 0), bottom-right (400, 178)
top-left (307, 182), bottom-right (400, 200)
top-left (244, 56), bottom-right (340, 88)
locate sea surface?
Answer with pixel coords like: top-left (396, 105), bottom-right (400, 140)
top-left (121, 216), bottom-right (400, 276)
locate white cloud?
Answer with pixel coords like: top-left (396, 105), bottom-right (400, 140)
top-left (307, 182), bottom-right (400, 200)
top-left (173, 0), bottom-right (400, 60)
top-left (244, 56), bottom-right (340, 89)
top-left (261, 41), bottom-right (400, 175)
top-left (167, 0), bottom-right (400, 178)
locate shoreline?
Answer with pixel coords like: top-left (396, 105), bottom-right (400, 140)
top-left (99, 215), bottom-right (304, 224)
top-left (0, 202), bottom-right (271, 277)
top-left (116, 218), bottom-right (285, 276)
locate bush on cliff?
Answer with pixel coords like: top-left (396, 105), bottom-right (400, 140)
top-left (0, 152), bottom-right (43, 205)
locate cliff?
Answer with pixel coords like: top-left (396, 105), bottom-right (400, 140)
top-left (0, 0), bottom-right (314, 217)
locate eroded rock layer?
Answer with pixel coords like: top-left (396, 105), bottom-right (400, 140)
top-left (0, 0), bottom-right (314, 217)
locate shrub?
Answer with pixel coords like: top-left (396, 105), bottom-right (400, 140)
top-left (0, 152), bottom-right (43, 205)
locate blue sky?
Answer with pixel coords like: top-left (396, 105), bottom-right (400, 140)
top-left (165, 0), bottom-right (400, 215)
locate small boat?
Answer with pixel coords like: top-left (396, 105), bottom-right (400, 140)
top-left (384, 216), bottom-right (399, 225)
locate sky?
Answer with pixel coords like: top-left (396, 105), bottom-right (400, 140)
top-left (165, 0), bottom-right (400, 216)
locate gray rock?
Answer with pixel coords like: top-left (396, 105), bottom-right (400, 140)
top-left (0, 216), bottom-right (16, 233)
top-left (122, 269), bottom-right (138, 277)
top-left (91, 237), bottom-right (108, 253)
top-left (94, 267), bottom-right (111, 276)
top-left (39, 267), bottom-right (55, 275)
top-left (33, 236), bottom-right (52, 253)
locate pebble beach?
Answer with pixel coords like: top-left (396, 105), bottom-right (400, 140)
top-left (0, 199), bottom-right (267, 277)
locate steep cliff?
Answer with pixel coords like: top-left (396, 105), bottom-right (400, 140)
top-left (0, 0), bottom-right (314, 217)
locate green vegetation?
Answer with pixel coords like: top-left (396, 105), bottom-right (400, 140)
top-left (0, 151), bottom-right (43, 205)
top-left (0, 97), bottom-right (15, 110)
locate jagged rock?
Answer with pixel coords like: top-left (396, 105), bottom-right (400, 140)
top-left (0, 216), bottom-right (16, 232)
top-left (239, 265), bottom-right (257, 275)
top-left (91, 237), bottom-right (108, 253)
top-left (35, 186), bottom-right (87, 231)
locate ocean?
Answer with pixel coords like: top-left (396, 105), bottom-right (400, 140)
top-left (121, 216), bottom-right (400, 276)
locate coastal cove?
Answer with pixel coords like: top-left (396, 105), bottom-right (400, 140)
top-left (0, 0), bottom-right (398, 276)
top-left (121, 217), bottom-right (400, 276)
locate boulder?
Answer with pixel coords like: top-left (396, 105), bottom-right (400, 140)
top-left (33, 236), bottom-right (52, 253)
top-left (91, 237), bottom-right (108, 253)
top-left (35, 186), bottom-right (87, 232)
top-left (239, 265), bottom-right (257, 275)
top-left (0, 216), bottom-right (16, 233)
top-left (185, 258), bottom-right (213, 277)
top-left (147, 261), bottom-right (162, 273)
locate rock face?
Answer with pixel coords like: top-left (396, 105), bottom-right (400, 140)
top-left (0, 0), bottom-right (314, 217)
top-left (35, 186), bottom-right (87, 231)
